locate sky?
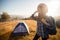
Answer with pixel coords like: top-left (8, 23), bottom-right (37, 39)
top-left (0, 0), bottom-right (60, 18)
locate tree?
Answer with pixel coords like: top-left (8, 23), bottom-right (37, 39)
top-left (1, 12), bottom-right (11, 21)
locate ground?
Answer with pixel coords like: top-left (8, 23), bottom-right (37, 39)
top-left (0, 20), bottom-right (60, 40)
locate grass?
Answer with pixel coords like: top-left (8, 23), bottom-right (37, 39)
top-left (0, 20), bottom-right (60, 40)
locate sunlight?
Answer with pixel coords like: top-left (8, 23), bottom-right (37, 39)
top-left (47, 0), bottom-right (59, 17)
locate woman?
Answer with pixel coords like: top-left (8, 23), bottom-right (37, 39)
top-left (30, 3), bottom-right (56, 40)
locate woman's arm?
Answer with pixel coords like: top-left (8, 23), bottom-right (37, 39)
top-left (30, 11), bottom-right (38, 20)
top-left (25, 11), bottom-right (38, 20)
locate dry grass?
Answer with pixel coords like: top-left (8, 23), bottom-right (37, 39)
top-left (0, 20), bottom-right (60, 40)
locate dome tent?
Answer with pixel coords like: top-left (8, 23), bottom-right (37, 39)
top-left (11, 21), bottom-right (30, 36)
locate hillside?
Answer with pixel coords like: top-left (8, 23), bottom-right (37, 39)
top-left (0, 20), bottom-right (60, 40)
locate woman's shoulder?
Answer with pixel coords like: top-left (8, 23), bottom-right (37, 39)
top-left (46, 16), bottom-right (54, 19)
top-left (46, 16), bottom-right (55, 22)
top-left (48, 16), bottom-right (54, 20)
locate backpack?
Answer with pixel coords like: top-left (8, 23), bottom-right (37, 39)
top-left (46, 16), bottom-right (57, 35)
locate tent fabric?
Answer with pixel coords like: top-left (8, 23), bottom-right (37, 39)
top-left (12, 21), bottom-right (30, 36)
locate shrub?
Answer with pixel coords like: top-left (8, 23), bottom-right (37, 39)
top-left (56, 19), bottom-right (60, 28)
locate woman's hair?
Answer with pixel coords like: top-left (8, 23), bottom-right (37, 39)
top-left (37, 3), bottom-right (48, 13)
top-left (37, 3), bottom-right (48, 10)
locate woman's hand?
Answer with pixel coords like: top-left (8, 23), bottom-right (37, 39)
top-left (41, 18), bottom-right (47, 23)
top-left (41, 18), bottom-right (53, 29)
top-left (41, 18), bottom-right (50, 26)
